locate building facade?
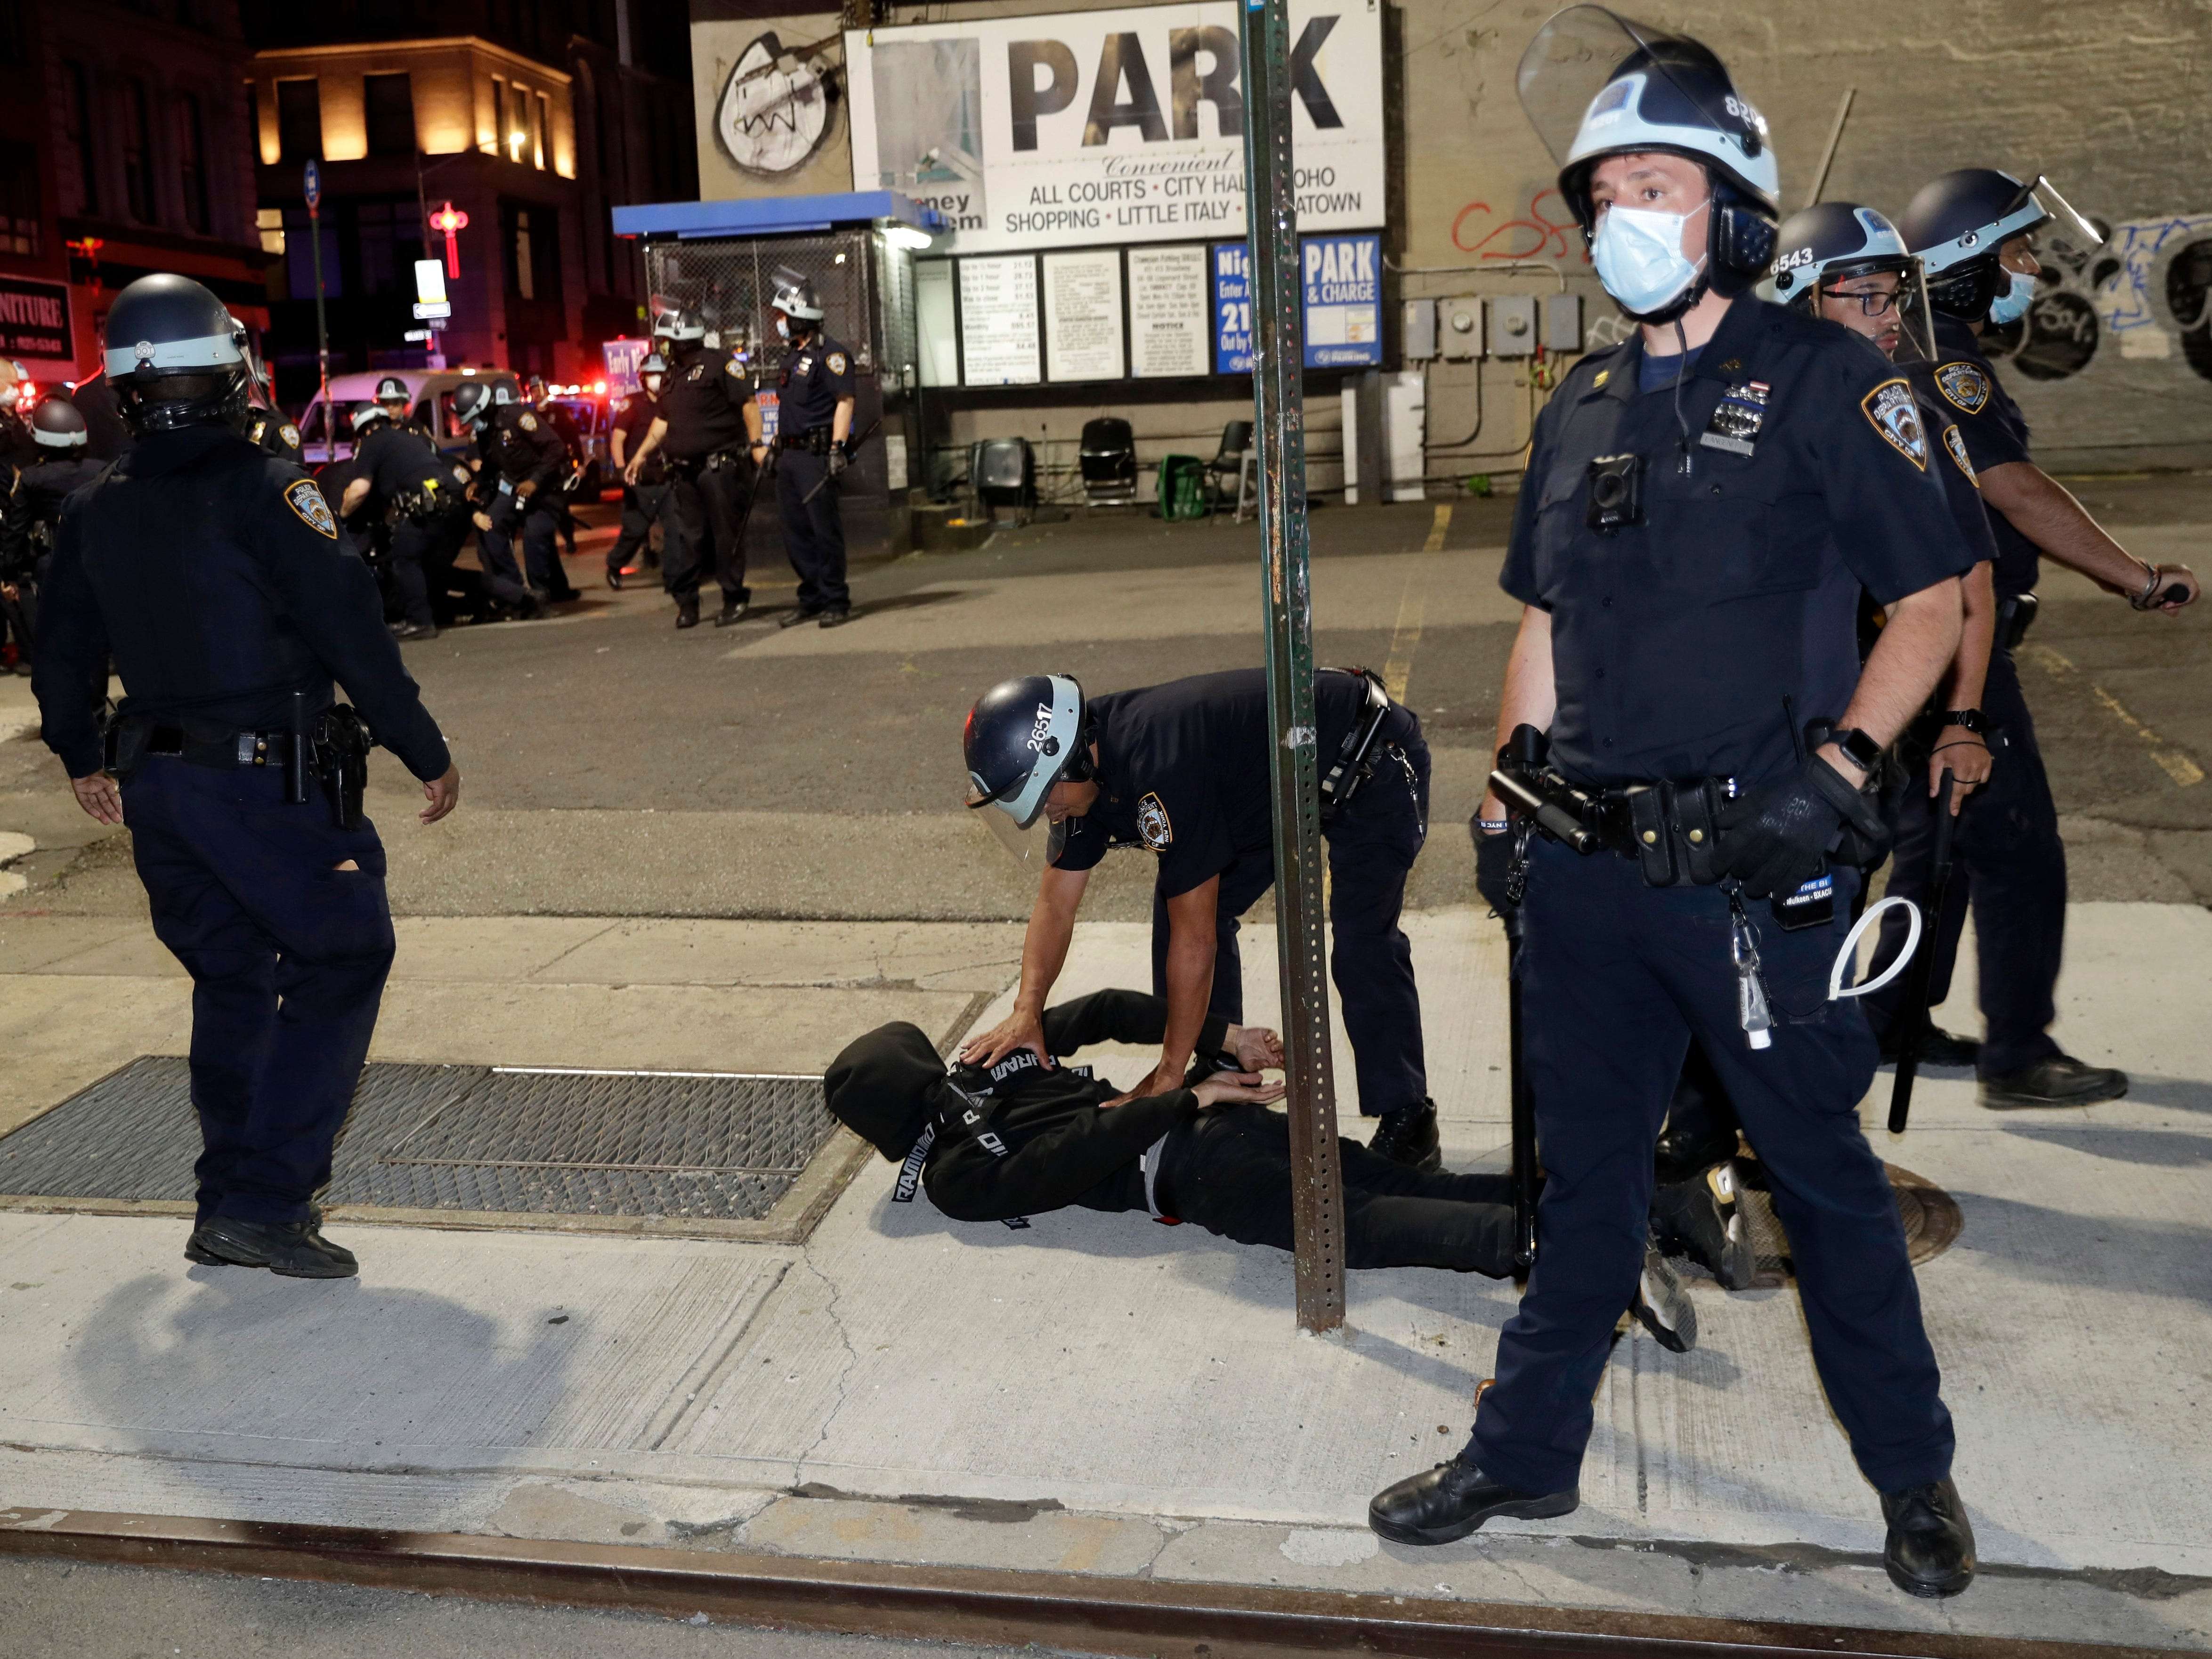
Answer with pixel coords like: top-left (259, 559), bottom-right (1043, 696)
top-left (5, 0), bottom-right (268, 387)
top-left (242, 1), bottom-right (697, 403)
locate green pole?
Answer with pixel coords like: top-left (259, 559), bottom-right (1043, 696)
top-left (1240, 0), bottom-right (1346, 1334)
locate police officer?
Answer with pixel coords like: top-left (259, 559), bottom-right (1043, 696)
top-left (606, 354), bottom-right (669, 589)
top-left (340, 399), bottom-right (492, 639)
top-left (527, 373), bottom-right (585, 559)
top-left (231, 315), bottom-right (303, 463)
top-left (1894, 169), bottom-right (2197, 1108)
top-left (623, 308), bottom-right (760, 630)
top-left (766, 270), bottom-right (857, 628)
top-left (457, 380), bottom-right (570, 607)
top-left (1369, 15), bottom-right (1977, 1597)
top-left (1, 397), bottom-right (110, 670)
top-left (960, 667), bottom-right (1442, 1168)
top-left (366, 374), bottom-right (431, 440)
top-left (31, 274), bottom-right (461, 1279)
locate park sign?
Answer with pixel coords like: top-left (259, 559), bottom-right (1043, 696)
top-left (843, 0), bottom-right (1383, 254)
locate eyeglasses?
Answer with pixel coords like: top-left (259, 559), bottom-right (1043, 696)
top-left (1821, 285), bottom-right (1904, 317)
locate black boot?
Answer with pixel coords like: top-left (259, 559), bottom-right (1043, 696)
top-left (1979, 1054), bottom-right (2126, 1109)
top-left (713, 597), bottom-right (750, 627)
top-left (1369, 1457), bottom-right (1579, 1546)
top-left (1880, 1024), bottom-right (1981, 1068)
top-left (675, 596), bottom-right (700, 630)
top-left (1881, 1477), bottom-right (1976, 1597)
top-left (188, 1216), bottom-right (358, 1279)
top-left (1650, 1159), bottom-right (1756, 1291)
top-left (1368, 1099), bottom-right (1441, 1171)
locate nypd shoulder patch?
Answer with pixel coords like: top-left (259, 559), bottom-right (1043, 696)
top-left (1935, 361), bottom-right (1990, 415)
top-left (519, 412), bottom-right (539, 432)
top-left (826, 351), bottom-right (849, 376)
top-left (284, 479), bottom-right (338, 539)
top-left (1137, 792), bottom-right (1173, 850)
top-left (1941, 424), bottom-right (1978, 486)
top-left (279, 423), bottom-right (301, 449)
top-left (1861, 379), bottom-right (1929, 471)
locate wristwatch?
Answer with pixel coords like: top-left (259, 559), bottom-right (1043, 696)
top-left (1938, 709), bottom-right (1986, 733)
top-left (1825, 726), bottom-right (1885, 777)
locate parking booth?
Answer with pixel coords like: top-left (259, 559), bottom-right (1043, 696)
top-left (611, 191), bottom-right (941, 566)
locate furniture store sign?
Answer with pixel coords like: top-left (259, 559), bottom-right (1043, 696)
top-left (844, 0), bottom-right (1384, 254)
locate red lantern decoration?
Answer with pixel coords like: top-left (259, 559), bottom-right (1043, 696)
top-left (429, 202), bottom-right (470, 280)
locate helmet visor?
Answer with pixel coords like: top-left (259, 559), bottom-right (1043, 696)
top-left (1517, 6), bottom-right (1739, 168)
top-left (965, 777), bottom-right (1071, 865)
top-left (2025, 177), bottom-right (2102, 259)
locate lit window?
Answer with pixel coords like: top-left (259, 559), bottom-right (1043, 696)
top-left (257, 205), bottom-right (286, 256)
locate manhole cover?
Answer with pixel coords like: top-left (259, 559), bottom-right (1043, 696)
top-left (1735, 1156), bottom-right (1962, 1285)
top-left (0, 1059), bottom-right (861, 1240)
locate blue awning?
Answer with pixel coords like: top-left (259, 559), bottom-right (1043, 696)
top-left (612, 191), bottom-right (944, 242)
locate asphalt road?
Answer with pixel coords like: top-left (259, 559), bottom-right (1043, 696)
top-left (0, 477), bottom-right (2203, 921)
top-left (0, 1555), bottom-right (1043, 1659)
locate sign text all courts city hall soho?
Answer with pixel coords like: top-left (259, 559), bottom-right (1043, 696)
top-left (844, 0), bottom-right (1385, 255)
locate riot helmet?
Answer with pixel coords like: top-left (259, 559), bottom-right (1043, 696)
top-left (374, 374), bottom-right (411, 410)
top-left (1770, 202), bottom-right (1936, 362)
top-left (491, 381), bottom-right (516, 405)
top-left (351, 402), bottom-right (392, 436)
top-left (639, 352), bottom-right (668, 396)
top-left (770, 267), bottom-right (825, 339)
top-left (963, 674), bottom-right (1091, 865)
top-left (1517, 7), bottom-right (1779, 321)
top-left (31, 394), bottom-right (89, 450)
top-left (102, 274), bottom-right (252, 435)
top-left (451, 379), bottom-right (495, 427)
top-left (652, 306), bottom-right (707, 347)
top-left (1898, 168), bottom-right (2102, 324)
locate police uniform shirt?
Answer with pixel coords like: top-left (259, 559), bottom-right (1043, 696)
top-left (355, 421), bottom-right (452, 506)
top-left (247, 410), bottom-right (303, 462)
top-left (1918, 313), bottom-right (2037, 598)
top-left (1501, 298), bottom-right (1977, 793)
top-left (1912, 379), bottom-right (2001, 573)
top-left (486, 403), bottom-right (566, 492)
top-left (778, 334), bottom-right (856, 435)
top-left (656, 346), bottom-right (754, 461)
top-left (33, 425), bottom-right (450, 783)
top-left (1050, 668), bottom-right (1369, 896)
top-left (614, 390), bottom-right (665, 479)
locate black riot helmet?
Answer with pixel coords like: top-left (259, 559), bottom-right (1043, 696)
top-left (639, 352), bottom-right (668, 395)
top-left (1518, 7), bottom-right (1779, 317)
top-left (102, 274), bottom-right (253, 436)
top-left (351, 402), bottom-right (392, 436)
top-left (451, 378), bottom-right (495, 427)
top-left (652, 306), bottom-right (707, 348)
top-left (1768, 202), bottom-right (1937, 361)
top-left (374, 374), bottom-right (411, 408)
top-left (963, 674), bottom-right (1092, 865)
top-left (31, 394), bottom-right (89, 451)
top-left (770, 266), bottom-right (825, 336)
top-left (1898, 168), bottom-right (2103, 322)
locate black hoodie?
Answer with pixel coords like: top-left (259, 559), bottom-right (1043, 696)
top-left (823, 989), bottom-right (1232, 1225)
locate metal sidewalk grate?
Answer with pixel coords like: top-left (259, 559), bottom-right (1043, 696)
top-left (0, 1059), bottom-right (840, 1227)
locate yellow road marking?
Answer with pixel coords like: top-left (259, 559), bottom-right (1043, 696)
top-left (2022, 644), bottom-right (2204, 787)
top-left (1380, 508), bottom-right (1451, 704)
top-left (1422, 502), bottom-right (1452, 553)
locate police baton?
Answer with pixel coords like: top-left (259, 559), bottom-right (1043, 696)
top-left (799, 418), bottom-right (881, 506)
top-left (1887, 768), bottom-right (1958, 1135)
top-left (1503, 897), bottom-right (1539, 1274)
top-left (729, 437), bottom-right (780, 556)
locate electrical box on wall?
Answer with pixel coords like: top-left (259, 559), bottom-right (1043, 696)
top-left (1546, 292), bottom-right (1584, 354)
top-left (1401, 298), bottom-right (1437, 362)
top-left (1490, 295), bottom-right (1539, 358)
top-left (1439, 296), bottom-right (1482, 360)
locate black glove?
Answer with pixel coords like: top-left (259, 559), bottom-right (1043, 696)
top-left (1473, 819), bottom-right (1516, 914)
top-left (1716, 755), bottom-right (1889, 898)
top-left (827, 446), bottom-right (849, 477)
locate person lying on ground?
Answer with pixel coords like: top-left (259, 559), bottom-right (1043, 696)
top-left (825, 987), bottom-right (1705, 1351)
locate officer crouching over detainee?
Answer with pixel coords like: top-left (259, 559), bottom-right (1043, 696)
top-left (1369, 11), bottom-right (1978, 1599)
top-left (961, 667), bottom-right (1442, 1170)
top-left (32, 274), bottom-right (461, 1281)
top-left (827, 988), bottom-right (1704, 1351)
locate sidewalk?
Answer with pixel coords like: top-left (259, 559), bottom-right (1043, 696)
top-left (3, 901), bottom-right (2210, 1648)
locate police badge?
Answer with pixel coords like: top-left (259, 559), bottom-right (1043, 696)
top-left (1935, 361), bottom-right (1990, 414)
top-left (1136, 792), bottom-right (1173, 850)
top-left (1860, 380), bottom-right (1929, 471)
top-left (284, 479), bottom-right (339, 539)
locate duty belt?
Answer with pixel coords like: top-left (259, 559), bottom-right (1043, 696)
top-left (1998, 591), bottom-right (2039, 652)
top-left (105, 721), bottom-right (300, 772)
top-left (1496, 767), bottom-right (1741, 888)
top-left (786, 425), bottom-right (835, 456)
top-left (1318, 667), bottom-right (1394, 826)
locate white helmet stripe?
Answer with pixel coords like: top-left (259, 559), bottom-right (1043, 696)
top-left (103, 330), bottom-right (246, 379)
top-left (1915, 200), bottom-right (2047, 275)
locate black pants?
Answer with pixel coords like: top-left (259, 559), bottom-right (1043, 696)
top-left (480, 495), bottom-right (561, 596)
top-left (1163, 1102), bottom-right (1515, 1274)
top-left (609, 482), bottom-right (668, 576)
top-left (1467, 835), bottom-right (1952, 1497)
top-left (0, 575), bottom-right (33, 662)
top-left (664, 460), bottom-right (750, 605)
top-left (1150, 707), bottom-right (1431, 1117)
top-left (123, 757), bottom-right (394, 1226)
top-left (777, 446), bottom-right (850, 613)
top-left (1862, 649), bottom-right (2065, 1078)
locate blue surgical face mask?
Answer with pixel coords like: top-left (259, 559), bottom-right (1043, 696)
top-left (1590, 202), bottom-right (1709, 317)
top-left (775, 316), bottom-right (790, 340)
top-left (1988, 267), bottom-right (2036, 326)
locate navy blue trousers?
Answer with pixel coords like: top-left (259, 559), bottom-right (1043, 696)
top-left (123, 758), bottom-right (395, 1227)
top-left (480, 496), bottom-right (561, 596)
top-left (1151, 711), bottom-right (1431, 1117)
top-left (1468, 837), bottom-right (1953, 1497)
top-left (1862, 650), bottom-right (2066, 1078)
top-left (777, 448), bottom-right (850, 613)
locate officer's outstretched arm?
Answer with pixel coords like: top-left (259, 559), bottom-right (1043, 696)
top-left (958, 865), bottom-right (1088, 1068)
top-left (1977, 461), bottom-right (2197, 613)
top-left (1140, 877), bottom-right (1222, 1101)
top-left (1476, 606), bottom-right (1556, 824)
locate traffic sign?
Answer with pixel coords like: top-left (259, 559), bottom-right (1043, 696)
top-left (303, 159), bottom-right (321, 212)
top-left (411, 301), bottom-right (452, 320)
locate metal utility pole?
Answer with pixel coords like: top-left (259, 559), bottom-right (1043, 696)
top-left (305, 160), bottom-right (330, 411)
top-left (1240, 0), bottom-right (1347, 1335)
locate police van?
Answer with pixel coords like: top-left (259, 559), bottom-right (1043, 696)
top-left (295, 368), bottom-right (523, 465)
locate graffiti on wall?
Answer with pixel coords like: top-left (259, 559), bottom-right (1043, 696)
top-left (1449, 187), bottom-right (1583, 262)
top-left (1989, 212), bottom-right (2212, 383)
